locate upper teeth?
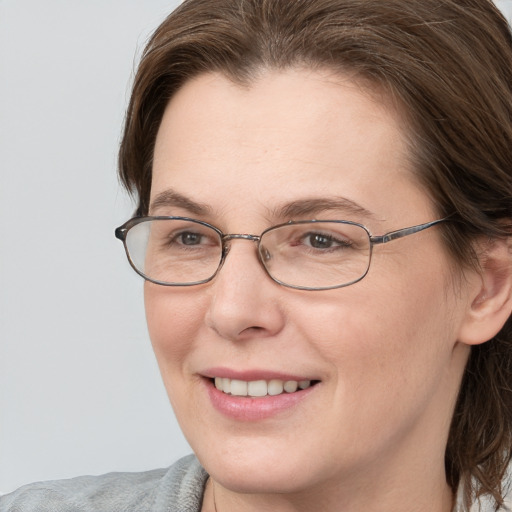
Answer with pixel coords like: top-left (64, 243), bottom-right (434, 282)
top-left (214, 378), bottom-right (312, 397)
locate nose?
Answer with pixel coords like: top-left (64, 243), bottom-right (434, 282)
top-left (205, 239), bottom-right (285, 342)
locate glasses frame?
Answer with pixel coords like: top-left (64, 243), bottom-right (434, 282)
top-left (115, 216), bottom-right (448, 291)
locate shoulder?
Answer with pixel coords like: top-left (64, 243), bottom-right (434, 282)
top-left (0, 454), bottom-right (208, 512)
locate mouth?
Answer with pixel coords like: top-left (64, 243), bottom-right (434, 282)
top-left (203, 371), bottom-right (321, 420)
top-left (212, 377), bottom-right (320, 397)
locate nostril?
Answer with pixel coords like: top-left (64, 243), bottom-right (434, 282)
top-left (236, 325), bottom-right (265, 337)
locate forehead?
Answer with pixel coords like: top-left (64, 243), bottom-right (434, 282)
top-left (154, 68), bottom-right (402, 162)
top-left (151, 69), bottom-right (432, 227)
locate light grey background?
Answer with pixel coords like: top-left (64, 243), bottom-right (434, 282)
top-left (1, 0), bottom-right (511, 496)
top-left (0, 0), bottom-right (188, 494)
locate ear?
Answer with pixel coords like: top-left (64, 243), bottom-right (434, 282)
top-left (458, 237), bottom-right (512, 346)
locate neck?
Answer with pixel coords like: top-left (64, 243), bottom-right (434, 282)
top-left (203, 409), bottom-right (458, 512)
top-left (205, 466), bottom-right (455, 512)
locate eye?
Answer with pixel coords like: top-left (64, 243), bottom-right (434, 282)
top-left (162, 226), bottom-right (219, 250)
top-left (178, 231), bottom-right (204, 245)
top-left (305, 233), bottom-right (338, 249)
top-left (301, 231), bottom-right (352, 250)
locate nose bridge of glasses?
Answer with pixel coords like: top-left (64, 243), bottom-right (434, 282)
top-left (220, 233), bottom-right (265, 267)
top-left (222, 233), bottom-right (261, 244)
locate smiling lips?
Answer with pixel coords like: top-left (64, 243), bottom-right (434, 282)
top-left (204, 372), bottom-right (319, 420)
top-left (214, 377), bottom-right (313, 397)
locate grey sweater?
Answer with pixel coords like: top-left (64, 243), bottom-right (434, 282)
top-left (0, 455), bottom-right (207, 512)
top-left (1, 454), bottom-right (511, 512)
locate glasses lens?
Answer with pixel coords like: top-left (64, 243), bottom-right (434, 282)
top-left (125, 219), bottom-right (222, 285)
top-left (260, 221), bottom-right (371, 289)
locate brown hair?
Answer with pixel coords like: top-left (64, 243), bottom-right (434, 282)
top-left (118, 0), bottom-right (512, 508)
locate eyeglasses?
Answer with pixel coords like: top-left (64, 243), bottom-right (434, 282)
top-left (115, 216), bottom-right (447, 291)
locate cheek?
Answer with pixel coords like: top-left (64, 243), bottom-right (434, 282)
top-left (144, 283), bottom-right (208, 371)
top-left (300, 270), bottom-right (459, 409)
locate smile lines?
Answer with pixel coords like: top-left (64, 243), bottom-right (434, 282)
top-left (214, 377), bottom-right (314, 397)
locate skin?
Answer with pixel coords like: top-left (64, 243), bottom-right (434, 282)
top-left (145, 69), bottom-right (483, 512)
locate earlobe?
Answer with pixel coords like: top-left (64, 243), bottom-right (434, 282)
top-left (458, 237), bottom-right (512, 346)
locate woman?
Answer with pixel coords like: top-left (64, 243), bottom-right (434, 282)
top-left (2, 0), bottom-right (512, 511)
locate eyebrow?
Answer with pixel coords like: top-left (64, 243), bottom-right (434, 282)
top-left (149, 189), bottom-right (212, 216)
top-left (271, 197), bottom-right (379, 221)
top-left (149, 188), bottom-right (378, 222)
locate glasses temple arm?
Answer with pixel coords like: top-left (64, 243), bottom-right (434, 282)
top-left (370, 218), bottom-right (447, 245)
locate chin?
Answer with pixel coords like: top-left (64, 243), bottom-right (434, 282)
top-left (192, 433), bottom-right (333, 495)
top-left (205, 457), bottom-right (317, 494)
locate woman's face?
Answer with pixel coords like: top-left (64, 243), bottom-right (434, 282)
top-left (146, 69), bottom-right (473, 498)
